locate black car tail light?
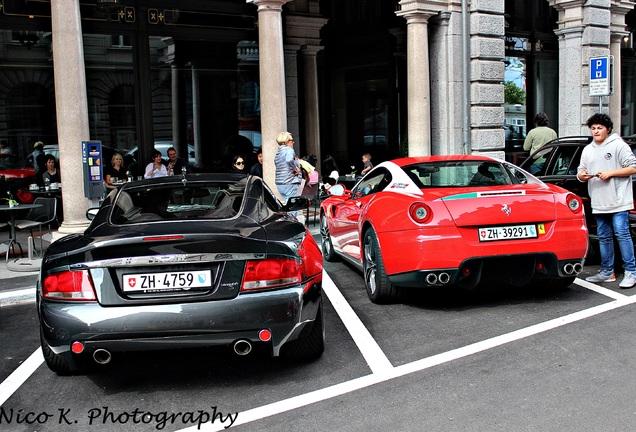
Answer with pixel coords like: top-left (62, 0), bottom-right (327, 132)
top-left (241, 258), bottom-right (303, 292)
top-left (42, 270), bottom-right (97, 301)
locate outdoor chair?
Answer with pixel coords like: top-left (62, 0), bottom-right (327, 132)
top-left (14, 197), bottom-right (58, 254)
top-left (300, 182), bottom-right (321, 226)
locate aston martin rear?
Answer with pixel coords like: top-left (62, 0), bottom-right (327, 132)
top-left (37, 174), bottom-right (324, 374)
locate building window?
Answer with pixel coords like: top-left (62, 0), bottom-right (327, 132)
top-left (110, 35), bottom-right (132, 48)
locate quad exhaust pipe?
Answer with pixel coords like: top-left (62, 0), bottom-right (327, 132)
top-left (93, 348), bottom-right (112, 365)
top-left (426, 272), bottom-right (451, 285)
top-left (563, 262), bottom-right (583, 275)
top-left (438, 272), bottom-right (451, 284)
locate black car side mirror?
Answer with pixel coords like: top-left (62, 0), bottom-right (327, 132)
top-left (86, 208), bottom-right (99, 220)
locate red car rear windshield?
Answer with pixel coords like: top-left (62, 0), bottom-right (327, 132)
top-left (402, 161), bottom-right (521, 188)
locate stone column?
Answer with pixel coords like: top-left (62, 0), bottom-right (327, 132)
top-left (50, 0), bottom-right (91, 235)
top-left (247, 0), bottom-right (291, 194)
top-left (549, 0), bottom-right (611, 136)
top-left (467, 2), bottom-right (505, 157)
top-left (284, 44), bottom-right (300, 147)
top-left (300, 45), bottom-right (323, 164)
top-left (609, 0), bottom-right (633, 134)
top-left (428, 13), bottom-right (452, 155)
top-left (171, 64), bottom-right (183, 157)
top-left (554, 25), bottom-right (585, 136)
top-left (396, 4), bottom-right (435, 156)
top-left (191, 66), bottom-right (202, 168)
top-left (285, 14), bottom-right (327, 164)
top-left (610, 32), bottom-right (624, 131)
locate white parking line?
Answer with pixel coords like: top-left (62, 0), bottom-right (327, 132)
top-left (321, 271), bottom-right (393, 375)
top-left (182, 277), bottom-right (636, 431)
top-left (574, 277), bottom-right (629, 300)
top-left (0, 348), bottom-right (43, 406)
top-left (0, 287), bottom-right (36, 306)
top-left (395, 294), bottom-right (635, 376)
top-left (1, 273), bottom-right (631, 431)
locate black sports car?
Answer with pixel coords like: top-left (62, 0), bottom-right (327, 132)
top-left (37, 174), bottom-right (324, 374)
top-left (519, 135), bottom-right (636, 251)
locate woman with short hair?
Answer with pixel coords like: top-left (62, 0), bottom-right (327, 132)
top-left (274, 131), bottom-right (302, 204)
top-left (104, 153), bottom-right (128, 190)
top-left (144, 150), bottom-right (168, 179)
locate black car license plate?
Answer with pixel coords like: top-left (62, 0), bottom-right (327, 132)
top-left (122, 270), bottom-right (212, 292)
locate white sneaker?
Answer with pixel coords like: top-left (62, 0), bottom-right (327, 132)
top-left (585, 272), bottom-right (616, 283)
top-left (619, 271), bottom-right (636, 289)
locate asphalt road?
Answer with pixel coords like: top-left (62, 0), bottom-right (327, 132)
top-left (1, 232), bottom-right (635, 431)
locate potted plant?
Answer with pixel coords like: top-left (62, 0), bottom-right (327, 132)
top-left (2, 192), bottom-right (17, 207)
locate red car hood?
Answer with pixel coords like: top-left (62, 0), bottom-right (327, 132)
top-left (0, 168), bottom-right (36, 179)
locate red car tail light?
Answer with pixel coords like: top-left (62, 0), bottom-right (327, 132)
top-left (241, 258), bottom-right (303, 292)
top-left (566, 193), bottom-right (583, 214)
top-left (409, 202), bottom-right (433, 224)
top-left (42, 270), bottom-right (97, 301)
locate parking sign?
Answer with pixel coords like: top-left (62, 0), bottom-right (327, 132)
top-left (590, 56), bottom-right (611, 96)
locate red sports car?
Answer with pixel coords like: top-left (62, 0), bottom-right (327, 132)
top-left (0, 153), bottom-right (36, 204)
top-left (320, 155), bottom-right (589, 303)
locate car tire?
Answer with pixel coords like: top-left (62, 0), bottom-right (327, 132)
top-left (281, 304), bottom-right (325, 359)
top-left (320, 214), bottom-right (336, 262)
top-left (40, 328), bottom-right (79, 375)
top-left (363, 227), bottom-right (402, 303)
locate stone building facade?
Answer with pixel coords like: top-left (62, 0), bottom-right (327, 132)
top-left (0, 0), bottom-right (635, 233)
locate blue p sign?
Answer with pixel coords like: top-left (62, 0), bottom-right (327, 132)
top-left (590, 56), bottom-right (610, 96)
top-left (591, 57), bottom-right (608, 79)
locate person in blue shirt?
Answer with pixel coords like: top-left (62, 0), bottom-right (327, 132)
top-left (274, 131), bottom-right (302, 204)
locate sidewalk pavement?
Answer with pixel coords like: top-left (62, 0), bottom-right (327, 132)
top-left (0, 227), bottom-right (53, 304)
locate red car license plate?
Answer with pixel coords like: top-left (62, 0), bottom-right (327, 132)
top-left (478, 224), bottom-right (537, 242)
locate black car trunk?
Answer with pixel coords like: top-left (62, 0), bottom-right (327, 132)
top-left (61, 222), bottom-right (274, 306)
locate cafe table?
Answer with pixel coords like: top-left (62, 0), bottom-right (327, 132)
top-left (0, 203), bottom-right (42, 263)
top-left (29, 185), bottom-right (62, 198)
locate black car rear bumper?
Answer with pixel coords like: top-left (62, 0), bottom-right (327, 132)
top-left (38, 283), bottom-right (321, 360)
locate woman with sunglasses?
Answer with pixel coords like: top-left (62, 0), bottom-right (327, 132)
top-left (231, 155), bottom-right (247, 174)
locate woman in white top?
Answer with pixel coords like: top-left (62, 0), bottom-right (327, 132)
top-left (144, 150), bottom-right (168, 178)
